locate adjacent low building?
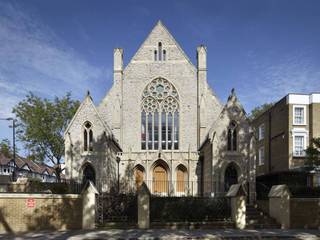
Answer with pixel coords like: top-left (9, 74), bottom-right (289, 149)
top-left (0, 153), bottom-right (58, 183)
top-left (252, 93), bottom-right (320, 188)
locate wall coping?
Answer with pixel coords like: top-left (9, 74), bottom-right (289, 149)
top-left (0, 193), bottom-right (81, 199)
top-left (291, 198), bottom-right (320, 201)
top-left (226, 184), bottom-right (247, 197)
top-left (268, 184), bottom-right (291, 198)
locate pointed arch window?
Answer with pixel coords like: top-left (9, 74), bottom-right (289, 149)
top-left (154, 50), bottom-right (157, 61)
top-left (227, 121), bottom-right (237, 151)
top-left (154, 42), bottom-right (166, 61)
top-left (141, 78), bottom-right (179, 150)
top-left (158, 42), bottom-right (162, 61)
top-left (83, 121), bottom-right (93, 152)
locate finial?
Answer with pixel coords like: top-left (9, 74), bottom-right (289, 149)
top-left (231, 88), bottom-right (235, 95)
top-left (87, 90), bottom-right (90, 96)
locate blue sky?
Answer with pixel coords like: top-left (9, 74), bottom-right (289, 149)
top-left (0, 0), bottom-right (320, 154)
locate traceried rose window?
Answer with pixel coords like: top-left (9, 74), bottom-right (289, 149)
top-left (141, 78), bottom-right (179, 150)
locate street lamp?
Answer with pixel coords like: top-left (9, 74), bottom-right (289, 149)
top-left (116, 157), bottom-right (120, 193)
top-left (0, 117), bottom-right (17, 181)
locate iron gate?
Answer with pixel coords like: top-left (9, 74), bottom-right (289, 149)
top-left (96, 193), bottom-right (137, 226)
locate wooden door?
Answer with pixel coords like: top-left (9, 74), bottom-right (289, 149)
top-left (176, 168), bottom-right (186, 192)
top-left (153, 165), bottom-right (167, 193)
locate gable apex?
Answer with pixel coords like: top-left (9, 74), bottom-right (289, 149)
top-left (124, 20), bottom-right (196, 71)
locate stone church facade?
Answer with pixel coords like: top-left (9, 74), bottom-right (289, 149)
top-left (64, 21), bottom-right (255, 198)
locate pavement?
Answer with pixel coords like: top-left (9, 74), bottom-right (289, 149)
top-left (1, 229), bottom-right (320, 240)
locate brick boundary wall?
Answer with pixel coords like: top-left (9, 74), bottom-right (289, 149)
top-left (0, 193), bottom-right (82, 233)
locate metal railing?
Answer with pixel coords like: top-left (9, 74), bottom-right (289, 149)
top-left (116, 179), bottom-right (228, 197)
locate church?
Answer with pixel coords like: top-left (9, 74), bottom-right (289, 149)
top-left (64, 21), bottom-right (255, 200)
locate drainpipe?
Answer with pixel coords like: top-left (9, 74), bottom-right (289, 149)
top-left (268, 111), bottom-right (272, 173)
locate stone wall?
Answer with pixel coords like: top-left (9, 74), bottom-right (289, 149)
top-left (290, 198), bottom-right (320, 229)
top-left (0, 193), bottom-right (82, 233)
top-left (268, 184), bottom-right (320, 229)
top-left (64, 95), bottom-right (120, 192)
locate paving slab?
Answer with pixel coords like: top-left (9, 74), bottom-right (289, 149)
top-left (1, 229), bottom-right (320, 240)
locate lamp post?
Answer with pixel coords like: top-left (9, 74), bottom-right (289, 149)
top-left (0, 117), bottom-right (17, 181)
top-left (116, 157), bottom-right (120, 193)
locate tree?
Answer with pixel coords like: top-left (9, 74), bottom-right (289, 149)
top-left (305, 138), bottom-right (320, 169)
top-left (0, 139), bottom-right (12, 158)
top-left (12, 92), bottom-right (80, 181)
top-left (248, 102), bottom-right (274, 121)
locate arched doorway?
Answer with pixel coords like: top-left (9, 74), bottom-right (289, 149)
top-left (82, 164), bottom-right (95, 185)
top-left (176, 165), bottom-right (187, 193)
top-left (153, 164), bottom-right (168, 194)
top-left (134, 165), bottom-right (145, 189)
top-left (224, 163), bottom-right (238, 191)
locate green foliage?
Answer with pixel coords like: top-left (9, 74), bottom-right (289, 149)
top-left (248, 102), bottom-right (274, 121)
top-left (28, 180), bottom-right (70, 194)
top-left (305, 137), bottom-right (320, 168)
top-left (0, 138), bottom-right (12, 158)
top-left (150, 197), bottom-right (231, 222)
top-left (12, 92), bottom-right (80, 180)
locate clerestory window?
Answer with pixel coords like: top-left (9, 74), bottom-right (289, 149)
top-left (141, 78), bottom-right (179, 150)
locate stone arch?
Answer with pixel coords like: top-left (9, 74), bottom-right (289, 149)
top-left (81, 162), bottom-right (96, 185)
top-left (219, 161), bottom-right (243, 192)
top-left (134, 164), bottom-right (145, 188)
top-left (175, 164), bottom-right (187, 193)
top-left (151, 159), bottom-right (170, 194)
top-left (222, 161), bottom-right (241, 192)
top-left (141, 77), bottom-right (180, 150)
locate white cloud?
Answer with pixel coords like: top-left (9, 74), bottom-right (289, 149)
top-left (0, 2), bottom-right (109, 117)
top-left (238, 49), bottom-right (320, 110)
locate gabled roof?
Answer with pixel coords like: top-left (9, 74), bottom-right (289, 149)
top-left (0, 152), bottom-right (57, 176)
top-left (64, 92), bottom-right (113, 138)
top-left (199, 88), bottom-right (248, 149)
top-left (125, 20), bottom-right (196, 72)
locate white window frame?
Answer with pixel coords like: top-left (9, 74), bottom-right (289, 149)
top-left (258, 146), bottom-right (265, 165)
top-left (258, 124), bottom-right (265, 140)
top-left (292, 129), bottom-right (308, 157)
top-left (293, 105), bottom-right (306, 125)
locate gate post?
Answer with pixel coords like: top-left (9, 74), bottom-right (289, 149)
top-left (226, 183), bottom-right (247, 229)
top-left (81, 181), bottom-right (99, 229)
top-left (268, 184), bottom-right (291, 229)
top-left (137, 182), bottom-right (150, 229)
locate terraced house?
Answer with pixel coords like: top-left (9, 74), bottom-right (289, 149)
top-left (253, 93), bottom-right (320, 188)
top-left (0, 153), bottom-right (57, 183)
top-left (64, 21), bottom-right (255, 199)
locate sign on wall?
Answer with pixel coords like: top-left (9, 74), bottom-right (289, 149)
top-left (26, 198), bottom-right (35, 208)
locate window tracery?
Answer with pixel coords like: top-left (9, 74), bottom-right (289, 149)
top-left (83, 121), bottom-right (93, 152)
top-left (227, 121), bottom-right (237, 151)
top-left (141, 78), bottom-right (179, 150)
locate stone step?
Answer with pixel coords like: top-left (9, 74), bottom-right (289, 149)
top-left (245, 204), bottom-right (281, 229)
top-left (246, 219), bottom-right (278, 225)
top-left (246, 223), bottom-right (281, 229)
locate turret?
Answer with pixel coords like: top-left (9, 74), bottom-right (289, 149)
top-left (197, 45), bottom-right (207, 147)
top-left (114, 48), bottom-right (123, 84)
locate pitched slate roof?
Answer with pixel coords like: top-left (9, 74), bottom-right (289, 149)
top-left (0, 152), bottom-right (57, 176)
